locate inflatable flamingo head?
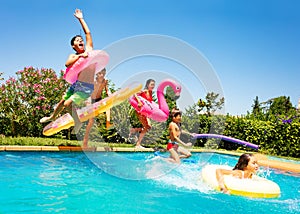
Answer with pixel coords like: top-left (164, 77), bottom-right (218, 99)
top-left (172, 83), bottom-right (182, 98)
top-left (157, 79), bottom-right (181, 98)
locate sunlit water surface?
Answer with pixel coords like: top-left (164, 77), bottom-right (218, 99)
top-left (0, 152), bottom-right (299, 214)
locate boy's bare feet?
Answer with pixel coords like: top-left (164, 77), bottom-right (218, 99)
top-left (135, 145), bottom-right (145, 149)
top-left (40, 117), bottom-right (52, 123)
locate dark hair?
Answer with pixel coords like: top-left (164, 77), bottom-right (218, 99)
top-left (171, 108), bottom-right (180, 117)
top-left (144, 79), bottom-right (155, 90)
top-left (70, 35), bottom-right (82, 46)
top-left (233, 153), bottom-right (253, 170)
top-left (172, 111), bottom-right (182, 118)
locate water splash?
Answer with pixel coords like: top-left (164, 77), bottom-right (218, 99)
top-left (87, 152), bottom-right (179, 180)
top-left (149, 161), bottom-right (212, 194)
top-left (256, 167), bottom-right (272, 179)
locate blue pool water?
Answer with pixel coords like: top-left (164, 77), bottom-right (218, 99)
top-left (0, 152), bottom-right (299, 214)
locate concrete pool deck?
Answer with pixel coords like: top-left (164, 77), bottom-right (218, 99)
top-left (1, 145), bottom-right (299, 174)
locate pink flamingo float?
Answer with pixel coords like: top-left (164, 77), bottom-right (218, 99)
top-left (129, 79), bottom-right (181, 122)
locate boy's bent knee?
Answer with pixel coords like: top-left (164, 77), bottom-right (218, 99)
top-left (63, 100), bottom-right (72, 108)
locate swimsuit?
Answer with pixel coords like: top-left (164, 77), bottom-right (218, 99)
top-left (130, 90), bottom-right (153, 129)
top-left (63, 80), bottom-right (94, 105)
top-left (167, 139), bottom-right (179, 150)
top-left (139, 90), bottom-right (153, 102)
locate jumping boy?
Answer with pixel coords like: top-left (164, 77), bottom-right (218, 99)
top-left (40, 9), bottom-right (95, 134)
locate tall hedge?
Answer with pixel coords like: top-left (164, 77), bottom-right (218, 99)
top-left (223, 116), bottom-right (299, 158)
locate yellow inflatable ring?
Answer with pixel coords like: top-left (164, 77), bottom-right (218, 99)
top-left (201, 164), bottom-right (280, 198)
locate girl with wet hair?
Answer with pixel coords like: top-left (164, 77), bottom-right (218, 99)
top-left (233, 153), bottom-right (253, 170)
top-left (216, 153), bottom-right (259, 194)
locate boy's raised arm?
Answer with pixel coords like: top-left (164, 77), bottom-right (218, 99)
top-left (74, 9), bottom-right (93, 50)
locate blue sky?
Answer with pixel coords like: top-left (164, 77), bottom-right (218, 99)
top-left (1, 0), bottom-right (299, 115)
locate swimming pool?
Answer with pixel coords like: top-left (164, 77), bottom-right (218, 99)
top-left (0, 152), bottom-right (299, 213)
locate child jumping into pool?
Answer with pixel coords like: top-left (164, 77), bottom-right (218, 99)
top-left (40, 9), bottom-right (95, 134)
top-left (216, 153), bottom-right (259, 194)
top-left (167, 110), bottom-right (192, 163)
top-left (82, 68), bottom-right (112, 148)
top-left (129, 79), bottom-right (155, 149)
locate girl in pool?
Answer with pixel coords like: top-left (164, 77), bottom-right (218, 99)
top-left (216, 153), bottom-right (259, 193)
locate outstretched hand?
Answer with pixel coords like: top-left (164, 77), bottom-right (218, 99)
top-left (190, 133), bottom-right (197, 138)
top-left (182, 130), bottom-right (197, 138)
top-left (74, 8), bottom-right (83, 19)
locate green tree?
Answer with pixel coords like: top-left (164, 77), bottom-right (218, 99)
top-left (249, 96), bottom-right (266, 120)
top-left (252, 96), bottom-right (261, 115)
top-left (197, 92), bottom-right (224, 116)
top-left (268, 96), bottom-right (294, 115)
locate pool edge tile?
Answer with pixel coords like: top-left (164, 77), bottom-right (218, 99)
top-left (58, 146), bottom-right (83, 151)
top-left (41, 146), bottom-right (60, 151)
top-left (5, 146), bottom-right (42, 151)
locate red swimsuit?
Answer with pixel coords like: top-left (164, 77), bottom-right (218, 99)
top-left (139, 90), bottom-right (153, 102)
top-left (136, 90), bottom-right (153, 130)
top-left (167, 140), bottom-right (179, 150)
